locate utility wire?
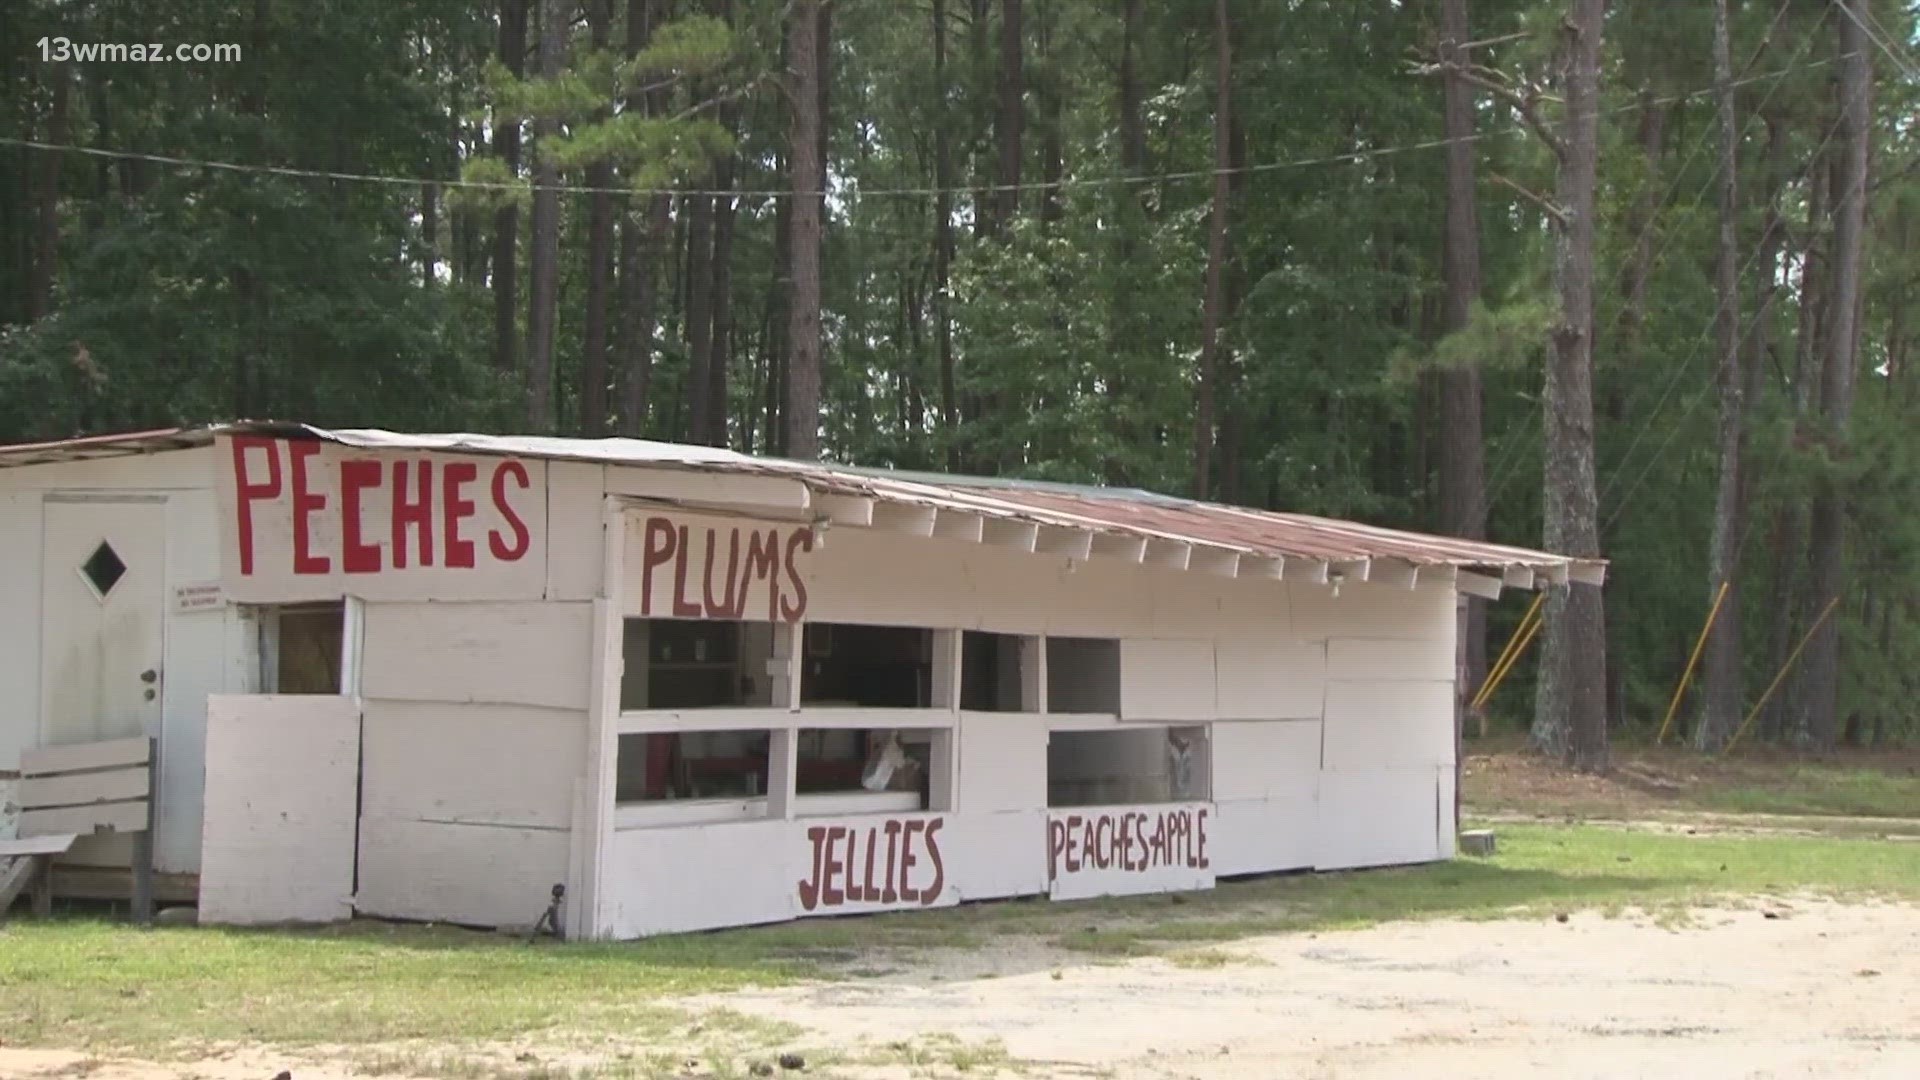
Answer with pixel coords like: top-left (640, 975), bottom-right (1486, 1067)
top-left (0, 58), bottom-right (1833, 202)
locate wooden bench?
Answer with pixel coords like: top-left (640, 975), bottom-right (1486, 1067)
top-left (1, 736), bottom-right (156, 924)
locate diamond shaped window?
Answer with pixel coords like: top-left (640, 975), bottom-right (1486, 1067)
top-left (82, 541), bottom-right (127, 598)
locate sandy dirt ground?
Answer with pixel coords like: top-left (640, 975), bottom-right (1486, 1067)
top-left (2, 899), bottom-right (1915, 1080)
top-left (703, 898), bottom-right (1920, 1080)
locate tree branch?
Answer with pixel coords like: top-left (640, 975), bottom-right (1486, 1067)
top-left (1414, 60), bottom-right (1566, 161)
top-left (1488, 171), bottom-right (1568, 227)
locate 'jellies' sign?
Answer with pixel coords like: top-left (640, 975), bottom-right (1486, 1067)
top-left (218, 435), bottom-right (546, 602)
top-left (630, 512), bottom-right (815, 623)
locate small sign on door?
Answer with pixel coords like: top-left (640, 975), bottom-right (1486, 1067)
top-left (174, 582), bottom-right (225, 614)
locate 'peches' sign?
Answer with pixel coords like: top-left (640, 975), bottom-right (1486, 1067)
top-left (1046, 803), bottom-right (1215, 901)
top-left (629, 512), bottom-right (815, 623)
top-left (217, 435), bottom-right (547, 603)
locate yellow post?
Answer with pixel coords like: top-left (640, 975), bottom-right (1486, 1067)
top-left (1656, 579), bottom-right (1732, 745)
top-left (1473, 591), bottom-right (1545, 712)
top-left (1473, 601), bottom-right (1546, 713)
top-left (1725, 595), bottom-right (1842, 753)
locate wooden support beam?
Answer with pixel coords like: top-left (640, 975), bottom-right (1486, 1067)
top-left (1502, 564), bottom-right (1535, 589)
top-left (1090, 533), bottom-right (1148, 563)
top-left (1540, 562), bottom-right (1571, 587)
top-left (813, 493), bottom-right (875, 527)
top-left (1295, 560), bottom-right (1331, 585)
top-left (1145, 539), bottom-right (1191, 571)
top-left (1037, 526), bottom-right (1094, 561)
top-left (1569, 562), bottom-right (1608, 587)
top-left (1331, 559), bottom-right (1371, 584)
top-left (871, 501), bottom-right (939, 537)
top-left (1369, 558), bottom-right (1419, 589)
top-left (931, 509), bottom-right (985, 543)
top-left (1242, 555), bottom-right (1285, 580)
top-left (1190, 547), bottom-right (1241, 578)
top-left (1457, 569), bottom-right (1503, 600)
top-left (982, 518), bottom-right (1040, 553)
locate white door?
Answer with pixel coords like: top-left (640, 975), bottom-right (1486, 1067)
top-left (39, 497), bottom-right (168, 856)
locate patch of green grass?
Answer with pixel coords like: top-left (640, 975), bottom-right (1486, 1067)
top-left (1695, 767), bottom-right (1920, 818)
top-left (4, 823), bottom-right (1916, 1062)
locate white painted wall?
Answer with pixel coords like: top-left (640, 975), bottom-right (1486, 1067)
top-left (0, 448), bottom-right (246, 874)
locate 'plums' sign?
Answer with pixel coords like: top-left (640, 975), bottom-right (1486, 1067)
top-left (217, 435), bottom-right (547, 602)
top-left (627, 512), bottom-right (816, 623)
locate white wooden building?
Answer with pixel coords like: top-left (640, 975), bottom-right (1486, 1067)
top-left (0, 423), bottom-right (1603, 937)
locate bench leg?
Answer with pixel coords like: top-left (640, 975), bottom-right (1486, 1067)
top-left (31, 855), bottom-right (53, 918)
top-left (131, 832), bottom-right (154, 926)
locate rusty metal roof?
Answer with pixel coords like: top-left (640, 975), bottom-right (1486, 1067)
top-left (0, 423), bottom-right (1603, 590)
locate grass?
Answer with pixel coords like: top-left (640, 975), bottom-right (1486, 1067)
top-left (1692, 766), bottom-right (1920, 818)
top-left (3, 821), bottom-right (1917, 1067)
top-left (1463, 738), bottom-right (1920, 823)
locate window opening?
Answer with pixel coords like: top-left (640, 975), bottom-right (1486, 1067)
top-left (80, 540), bottom-right (127, 598)
top-left (801, 623), bottom-right (933, 707)
top-left (1046, 637), bottom-right (1121, 714)
top-left (1047, 726), bottom-right (1209, 807)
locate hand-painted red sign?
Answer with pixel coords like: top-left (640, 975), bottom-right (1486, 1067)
top-left (1048, 805), bottom-right (1209, 883)
top-left (228, 435), bottom-right (534, 578)
top-left (797, 817), bottom-right (946, 911)
top-left (638, 514), bottom-right (813, 623)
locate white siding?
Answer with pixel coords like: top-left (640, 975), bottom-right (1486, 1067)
top-left (1321, 680), bottom-right (1456, 770)
top-left (1315, 767), bottom-right (1447, 869)
top-left (0, 492), bottom-right (43, 842)
top-left (955, 712), bottom-right (1046, 812)
top-left (1215, 640), bottom-right (1325, 720)
top-left (356, 817), bottom-right (570, 927)
top-left (544, 462), bottom-right (606, 602)
top-left (1119, 639), bottom-right (1215, 721)
top-left (359, 700), bottom-right (586, 829)
top-left (360, 601), bottom-right (593, 711)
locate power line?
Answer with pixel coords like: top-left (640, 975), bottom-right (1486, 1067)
top-left (1835, 0), bottom-right (1920, 83)
top-left (0, 58), bottom-right (1833, 202)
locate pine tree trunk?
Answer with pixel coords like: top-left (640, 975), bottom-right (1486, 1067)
top-left (1037, 0), bottom-right (1062, 227)
top-left (1437, 0), bottom-right (1486, 814)
top-left (1193, 0), bottom-right (1231, 499)
top-left (708, 185), bottom-right (736, 447)
top-left (524, 0), bottom-right (567, 432)
top-left (617, 0), bottom-right (667, 437)
top-left (932, 0), bottom-right (960, 469)
top-left (1697, 0), bottom-right (1745, 749)
top-left (1532, 0), bottom-right (1609, 772)
top-left (784, 0), bottom-right (825, 459)
top-left (1799, 2), bottom-right (1872, 748)
top-left (580, 0), bottom-right (615, 434)
top-left (994, 0), bottom-right (1024, 231)
top-left (29, 65), bottom-right (71, 322)
top-left (684, 194), bottom-right (715, 443)
top-left (1118, 0), bottom-right (1146, 177)
top-left (492, 0), bottom-right (528, 376)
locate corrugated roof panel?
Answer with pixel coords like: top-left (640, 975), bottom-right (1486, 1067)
top-left (0, 422), bottom-right (1604, 583)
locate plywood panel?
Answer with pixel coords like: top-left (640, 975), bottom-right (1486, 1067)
top-left (355, 816), bottom-right (570, 928)
top-left (1289, 577), bottom-right (1455, 640)
top-left (1209, 720), bottom-right (1321, 802)
top-left (604, 819), bottom-right (794, 937)
top-left (1215, 641), bottom-right (1325, 720)
top-left (1327, 636), bottom-right (1456, 682)
top-left (1321, 681), bottom-right (1455, 769)
top-left (1046, 802), bottom-right (1215, 901)
top-left (1209, 796), bottom-right (1317, 877)
top-left (19, 801), bottom-right (147, 836)
top-left (1119, 639), bottom-right (1215, 721)
top-left (939, 809), bottom-right (1047, 902)
top-left (199, 694), bottom-right (359, 925)
top-left (360, 700), bottom-right (586, 829)
top-left (545, 463), bottom-right (605, 602)
top-left (360, 601), bottom-right (593, 710)
top-left (1315, 767), bottom-right (1445, 870)
top-left (956, 713), bottom-right (1046, 812)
